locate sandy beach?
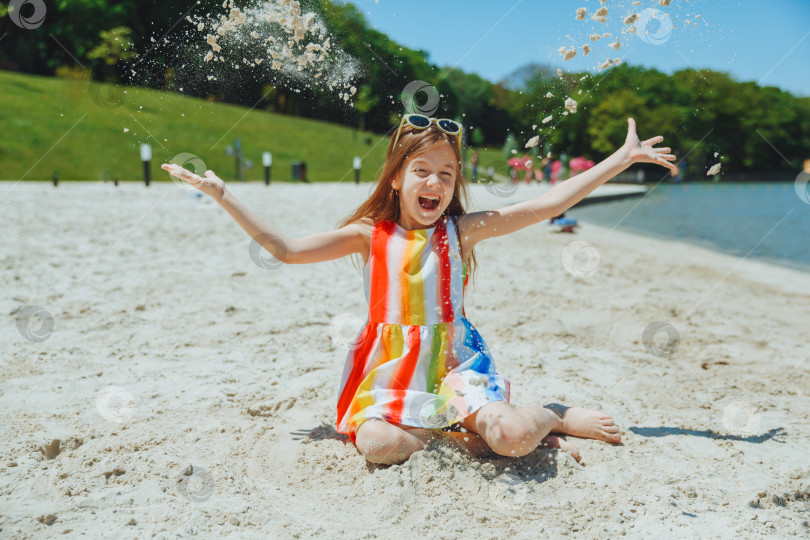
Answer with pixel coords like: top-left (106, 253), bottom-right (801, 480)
top-left (2, 180), bottom-right (808, 539)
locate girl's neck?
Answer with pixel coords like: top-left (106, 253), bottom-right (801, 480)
top-left (395, 215), bottom-right (438, 231)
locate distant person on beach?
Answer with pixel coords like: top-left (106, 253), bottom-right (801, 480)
top-left (470, 150), bottom-right (479, 182)
top-left (560, 152), bottom-right (569, 181)
top-left (162, 116), bottom-right (676, 466)
top-left (543, 156), bottom-right (552, 184)
top-left (550, 159), bottom-right (562, 184)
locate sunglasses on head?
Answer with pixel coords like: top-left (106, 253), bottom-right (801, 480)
top-left (392, 114), bottom-right (463, 153)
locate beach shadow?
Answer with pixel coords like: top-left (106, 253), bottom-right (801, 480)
top-left (629, 426), bottom-right (786, 444)
top-left (290, 423), bottom-right (351, 443)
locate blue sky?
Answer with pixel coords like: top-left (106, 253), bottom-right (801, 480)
top-left (345, 0), bottom-right (810, 97)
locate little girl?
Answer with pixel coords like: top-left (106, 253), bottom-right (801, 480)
top-left (162, 115), bottom-right (675, 465)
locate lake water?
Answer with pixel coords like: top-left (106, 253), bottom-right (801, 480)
top-left (568, 182), bottom-right (810, 273)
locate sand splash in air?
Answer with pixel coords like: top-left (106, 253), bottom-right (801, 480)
top-left (559, 46), bottom-right (577, 61)
top-left (707, 163), bottom-right (722, 176)
top-left (187, 0), bottom-right (359, 102)
top-left (591, 6), bottom-right (608, 23)
top-left (564, 97), bottom-right (578, 114)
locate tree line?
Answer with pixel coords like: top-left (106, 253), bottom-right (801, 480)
top-left (2, 0), bottom-right (807, 175)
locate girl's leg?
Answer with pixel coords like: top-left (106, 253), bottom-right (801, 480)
top-left (355, 418), bottom-right (439, 465)
top-left (458, 401), bottom-right (559, 457)
top-left (459, 401), bottom-right (621, 459)
top-left (442, 424), bottom-right (581, 461)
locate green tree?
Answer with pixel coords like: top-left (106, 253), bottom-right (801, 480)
top-left (587, 90), bottom-right (646, 155)
top-left (87, 26), bottom-right (136, 79)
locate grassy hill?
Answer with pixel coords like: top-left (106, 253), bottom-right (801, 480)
top-left (0, 72), bottom-right (507, 182)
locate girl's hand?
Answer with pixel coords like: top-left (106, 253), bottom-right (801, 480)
top-left (619, 118), bottom-right (677, 170)
top-left (161, 163), bottom-right (226, 201)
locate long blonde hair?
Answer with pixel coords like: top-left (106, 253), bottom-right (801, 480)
top-left (339, 122), bottom-right (478, 284)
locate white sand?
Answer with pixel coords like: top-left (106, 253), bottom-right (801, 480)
top-left (2, 181), bottom-right (809, 538)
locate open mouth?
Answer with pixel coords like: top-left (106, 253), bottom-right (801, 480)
top-left (418, 194), bottom-right (441, 211)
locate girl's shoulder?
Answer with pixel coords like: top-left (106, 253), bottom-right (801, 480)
top-left (340, 218), bottom-right (374, 266)
top-left (347, 217), bottom-right (374, 245)
top-left (355, 217), bottom-right (374, 231)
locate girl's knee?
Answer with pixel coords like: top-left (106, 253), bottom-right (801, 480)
top-left (487, 418), bottom-right (536, 457)
top-left (355, 419), bottom-right (420, 465)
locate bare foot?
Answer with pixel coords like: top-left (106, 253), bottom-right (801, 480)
top-left (544, 404), bottom-right (621, 444)
top-left (540, 435), bottom-right (581, 463)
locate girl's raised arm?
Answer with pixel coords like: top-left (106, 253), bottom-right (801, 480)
top-left (161, 163), bottom-right (368, 264)
top-left (458, 118), bottom-right (675, 248)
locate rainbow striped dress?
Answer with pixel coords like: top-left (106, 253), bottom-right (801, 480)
top-left (336, 214), bottom-right (511, 444)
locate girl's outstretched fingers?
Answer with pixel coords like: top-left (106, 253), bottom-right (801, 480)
top-left (161, 163), bottom-right (202, 187)
top-left (622, 119), bottom-right (678, 170)
top-left (624, 117), bottom-right (638, 146)
top-left (161, 163), bottom-right (227, 200)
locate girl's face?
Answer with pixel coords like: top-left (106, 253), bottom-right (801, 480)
top-left (392, 141), bottom-right (458, 230)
